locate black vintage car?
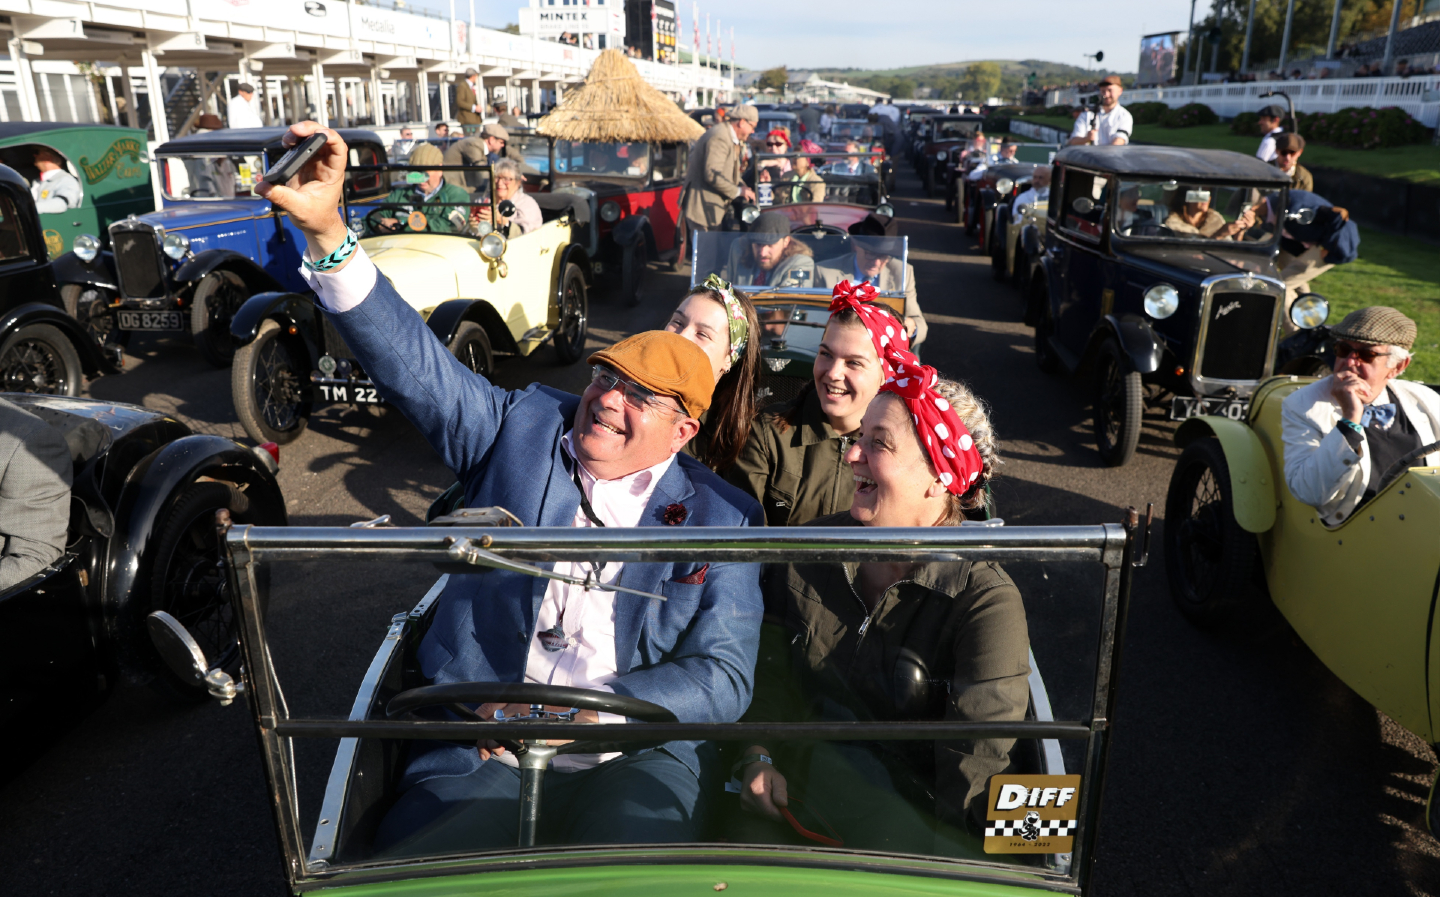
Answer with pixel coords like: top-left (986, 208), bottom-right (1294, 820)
top-left (0, 164), bottom-right (116, 393)
top-left (975, 162), bottom-right (1039, 261)
top-left (54, 128), bottom-right (389, 368)
top-left (912, 114), bottom-right (986, 198)
top-left (1028, 145), bottom-right (1329, 466)
top-left (0, 393), bottom-right (286, 744)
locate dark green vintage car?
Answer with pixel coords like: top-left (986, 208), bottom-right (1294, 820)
top-left (0, 122), bottom-right (152, 261)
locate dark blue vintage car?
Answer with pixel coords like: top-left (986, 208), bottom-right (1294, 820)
top-left (54, 127), bottom-right (388, 368)
top-left (1026, 145), bottom-right (1331, 466)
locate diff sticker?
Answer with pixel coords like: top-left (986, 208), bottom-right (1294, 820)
top-left (983, 774), bottom-right (1081, 854)
top-left (43, 229), bottom-right (63, 259)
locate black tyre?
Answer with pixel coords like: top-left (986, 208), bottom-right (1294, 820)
top-left (1031, 282), bottom-right (1060, 374)
top-left (990, 227), bottom-right (1008, 281)
top-left (0, 323), bottom-right (83, 396)
top-left (1010, 239), bottom-right (1028, 289)
top-left (944, 186), bottom-right (954, 213)
top-left (554, 263), bottom-right (588, 365)
top-left (61, 284), bottom-right (129, 353)
top-left (620, 239), bottom-right (647, 307)
top-left (232, 318), bottom-right (310, 444)
top-left (923, 166), bottom-right (935, 198)
top-left (448, 321), bottom-right (493, 376)
top-left (1092, 338), bottom-right (1143, 467)
top-left (146, 481), bottom-right (251, 701)
top-left (191, 270), bottom-right (249, 368)
top-left (1165, 437), bottom-right (1258, 628)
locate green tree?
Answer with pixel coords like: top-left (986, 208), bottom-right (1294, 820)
top-left (758, 66), bottom-right (789, 92)
top-left (958, 62), bottom-right (1002, 102)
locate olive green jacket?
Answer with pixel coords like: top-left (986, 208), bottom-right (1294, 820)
top-left (726, 389), bottom-right (856, 527)
top-left (747, 512), bottom-right (1032, 826)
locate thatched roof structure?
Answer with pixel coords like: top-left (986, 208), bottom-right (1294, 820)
top-left (538, 49), bottom-right (705, 144)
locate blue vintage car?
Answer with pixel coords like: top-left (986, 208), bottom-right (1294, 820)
top-left (55, 127), bottom-right (388, 367)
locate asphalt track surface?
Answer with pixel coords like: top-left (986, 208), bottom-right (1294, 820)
top-left (3, 166), bottom-right (1439, 896)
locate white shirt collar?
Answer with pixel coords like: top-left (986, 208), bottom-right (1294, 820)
top-left (560, 431), bottom-right (675, 507)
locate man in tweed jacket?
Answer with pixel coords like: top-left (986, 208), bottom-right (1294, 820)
top-left (0, 397), bottom-right (71, 590)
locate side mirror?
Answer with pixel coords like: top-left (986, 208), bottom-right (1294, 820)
top-left (1287, 206), bottom-right (1317, 226)
top-left (146, 611), bottom-right (244, 705)
top-left (1072, 197), bottom-right (1095, 214)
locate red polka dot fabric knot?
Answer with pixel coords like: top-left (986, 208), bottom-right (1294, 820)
top-left (829, 280), bottom-right (909, 377)
top-left (881, 347), bottom-right (984, 496)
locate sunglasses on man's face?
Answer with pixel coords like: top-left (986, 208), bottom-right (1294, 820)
top-left (1334, 342), bottom-right (1390, 364)
top-left (590, 365), bottom-right (685, 417)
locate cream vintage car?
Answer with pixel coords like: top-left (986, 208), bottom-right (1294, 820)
top-left (227, 161), bottom-right (594, 445)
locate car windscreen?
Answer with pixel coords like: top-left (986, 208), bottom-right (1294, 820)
top-left (223, 520), bottom-right (1134, 890)
top-left (159, 153), bottom-right (266, 201)
top-left (343, 165), bottom-right (499, 238)
top-left (691, 231), bottom-right (907, 296)
top-left (753, 152), bottom-right (884, 211)
top-left (933, 120), bottom-right (981, 140)
top-left (508, 134), bottom-right (551, 176)
top-left (553, 140), bottom-right (651, 178)
top-left (827, 120), bottom-right (878, 141)
top-left (1111, 178), bottom-right (1283, 245)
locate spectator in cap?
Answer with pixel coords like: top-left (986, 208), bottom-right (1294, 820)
top-left (1068, 75), bottom-right (1131, 146)
top-left (457, 68), bottom-right (483, 135)
top-left (480, 122), bottom-right (509, 164)
top-left (494, 102), bottom-right (523, 131)
top-left (373, 142), bottom-right (471, 234)
top-left (226, 81), bottom-right (264, 129)
top-left (1255, 104), bottom-right (1286, 162)
top-left (1282, 307), bottom-right (1440, 523)
top-left (683, 104), bottom-right (758, 235)
top-left (256, 121), bottom-right (765, 852)
top-left (726, 211), bottom-right (815, 289)
top-left (815, 213), bottom-right (926, 350)
top-left (1272, 132), bottom-right (1313, 192)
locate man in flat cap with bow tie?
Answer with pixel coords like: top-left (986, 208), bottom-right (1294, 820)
top-left (1282, 307), bottom-right (1440, 523)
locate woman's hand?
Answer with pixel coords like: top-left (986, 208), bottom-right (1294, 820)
top-left (474, 703), bottom-right (600, 761)
top-left (253, 122), bottom-right (351, 261)
top-left (739, 750), bottom-right (789, 821)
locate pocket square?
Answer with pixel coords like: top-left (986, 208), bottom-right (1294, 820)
top-left (674, 564), bottom-right (708, 585)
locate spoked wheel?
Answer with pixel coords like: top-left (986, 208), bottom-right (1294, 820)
top-left (232, 318), bottom-right (310, 444)
top-left (1092, 338), bottom-right (1142, 467)
top-left (553, 263), bottom-right (588, 365)
top-left (449, 321), bottom-right (494, 376)
top-left (1164, 437), bottom-right (1256, 628)
top-left (192, 270), bottom-right (249, 368)
top-left (620, 240), bottom-right (647, 307)
top-left (61, 284), bottom-right (129, 354)
top-left (0, 323), bottom-right (83, 396)
top-left (147, 482), bottom-right (251, 701)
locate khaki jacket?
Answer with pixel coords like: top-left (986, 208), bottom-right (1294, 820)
top-left (726, 389), bottom-right (856, 527)
top-left (747, 512), bottom-right (1032, 826)
top-left (814, 252), bottom-right (927, 348)
top-left (683, 121), bottom-right (744, 228)
top-left (455, 78), bottom-right (482, 125)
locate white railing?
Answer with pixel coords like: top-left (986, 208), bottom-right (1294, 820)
top-left (1118, 76), bottom-right (1440, 127)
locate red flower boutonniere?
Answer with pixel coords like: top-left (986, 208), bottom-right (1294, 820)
top-left (663, 503), bottom-right (688, 525)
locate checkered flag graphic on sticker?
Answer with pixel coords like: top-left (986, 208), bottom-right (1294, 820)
top-left (985, 818), bottom-right (1077, 838)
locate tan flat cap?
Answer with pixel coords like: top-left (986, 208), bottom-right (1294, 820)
top-left (730, 105), bottom-right (759, 125)
top-left (1331, 306), bottom-right (1417, 350)
top-left (481, 122), bottom-right (509, 141)
top-left (589, 331), bottom-right (715, 418)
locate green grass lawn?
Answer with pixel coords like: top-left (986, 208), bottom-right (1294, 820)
top-left (1011, 116), bottom-right (1440, 185)
top-left (1310, 226), bottom-right (1440, 382)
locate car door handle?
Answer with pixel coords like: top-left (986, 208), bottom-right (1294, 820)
top-left (71, 221), bottom-right (82, 227)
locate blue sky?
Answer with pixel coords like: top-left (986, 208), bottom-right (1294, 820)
top-left (437, 0), bottom-right (1220, 72)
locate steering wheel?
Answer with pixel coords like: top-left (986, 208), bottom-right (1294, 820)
top-left (1376, 440), bottom-right (1440, 494)
top-left (364, 204), bottom-right (430, 236)
top-left (387, 680), bottom-right (676, 755)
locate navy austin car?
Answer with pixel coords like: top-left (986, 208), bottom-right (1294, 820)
top-left (1027, 145), bottom-right (1331, 466)
top-left (56, 127), bottom-right (388, 367)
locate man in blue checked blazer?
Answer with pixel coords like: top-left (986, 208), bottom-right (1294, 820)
top-left (259, 123), bottom-right (764, 853)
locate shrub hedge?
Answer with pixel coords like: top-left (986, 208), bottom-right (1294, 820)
top-left (1297, 106), bottom-right (1430, 149)
top-left (1128, 101), bottom-right (1170, 125)
top-left (1160, 102), bottom-right (1220, 128)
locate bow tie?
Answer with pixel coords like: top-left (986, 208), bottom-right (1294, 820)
top-left (1361, 403), bottom-right (1397, 429)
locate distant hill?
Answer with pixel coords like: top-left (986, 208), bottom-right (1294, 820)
top-left (810, 59), bottom-right (1134, 101)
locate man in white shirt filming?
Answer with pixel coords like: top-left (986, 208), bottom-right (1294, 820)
top-left (1068, 75), bottom-right (1132, 146)
top-left (227, 82), bottom-right (264, 129)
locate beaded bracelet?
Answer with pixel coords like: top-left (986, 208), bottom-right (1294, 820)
top-left (303, 229), bottom-right (358, 273)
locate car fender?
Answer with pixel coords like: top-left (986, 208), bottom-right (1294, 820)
top-left (174, 249), bottom-right (284, 293)
top-left (1021, 223), bottom-right (1042, 257)
top-left (230, 290), bottom-right (317, 345)
top-left (1175, 416), bottom-right (1277, 533)
top-left (53, 249), bottom-right (119, 292)
top-left (424, 298), bottom-right (516, 354)
top-left (101, 434), bottom-right (288, 681)
top-left (1093, 313), bottom-right (1163, 374)
top-left (0, 301), bottom-right (114, 376)
top-left (610, 213), bottom-right (657, 259)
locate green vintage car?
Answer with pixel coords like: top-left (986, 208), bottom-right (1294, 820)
top-left (1165, 375), bottom-right (1440, 830)
top-left (0, 123), bottom-right (152, 261)
top-left (147, 513), bottom-right (1148, 896)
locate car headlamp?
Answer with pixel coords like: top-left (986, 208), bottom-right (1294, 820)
top-left (73, 233), bottom-right (99, 262)
top-left (599, 201), bottom-right (621, 223)
top-left (876, 203), bottom-right (894, 217)
top-left (935, 150), bottom-right (947, 161)
top-left (480, 232), bottom-right (507, 261)
top-left (739, 204), bottom-right (760, 225)
top-left (994, 177), bottom-right (1014, 196)
top-left (1143, 284), bottom-right (1180, 319)
top-left (1290, 292), bottom-right (1330, 330)
top-left (162, 232), bottom-right (191, 260)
